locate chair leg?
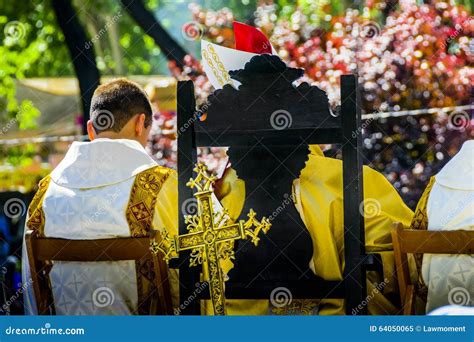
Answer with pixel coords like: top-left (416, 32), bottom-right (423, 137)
top-left (403, 285), bottom-right (415, 315)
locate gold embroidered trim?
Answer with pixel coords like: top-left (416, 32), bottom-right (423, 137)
top-left (26, 175), bottom-right (52, 236)
top-left (202, 44), bottom-right (232, 87)
top-left (409, 176), bottom-right (435, 231)
top-left (271, 299), bottom-right (319, 315)
top-left (126, 166), bottom-right (172, 237)
top-left (126, 166), bottom-right (172, 314)
top-left (135, 258), bottom-right (156, 315)
top-left (409, 176), bottom-right (436, 299)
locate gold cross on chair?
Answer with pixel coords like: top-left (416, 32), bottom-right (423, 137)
top-left (150, 163), bottom-right (271, 315)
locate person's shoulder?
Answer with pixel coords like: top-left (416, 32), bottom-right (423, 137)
top-left (361, 164), bottom-right (395, 189)
top-left (149, 165), bottom-right (176, 176)
top-left (136, 165), bottom-right (176, 183)
top-left (32, 174), bottom-right (52, 193)
top-left (138, 164), bottom-right (173, 173)
top-left (362, 164), bottom-right (382, 176)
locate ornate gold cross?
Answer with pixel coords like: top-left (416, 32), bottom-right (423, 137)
top-left (150, 163), bottom-right (271, 315)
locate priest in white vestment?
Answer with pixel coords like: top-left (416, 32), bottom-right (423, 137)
top-left (411, 139), bottom-right (474, 313)
top-left (22, 79), bottom-right (178, 315)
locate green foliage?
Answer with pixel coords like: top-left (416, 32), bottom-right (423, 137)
top-left (199, 0), bottom-right (257, 18)
top-left (3, 144), bottom-right (36, 167)
top-left (0, 0), bottom-right (73, 130)
top-left (72, 0), bottom-right (155, 75)
top-left (0, 16), bottom-right (42, 127)
top-left (277, 0), bottom-right (348, 28)
top-left (0, 0), bottom-right (261, 129)
top-left (1, 1), bottom-right (74, 78)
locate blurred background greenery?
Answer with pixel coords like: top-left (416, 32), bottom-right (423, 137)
top-left (0, 0), bottom-right (472, 203)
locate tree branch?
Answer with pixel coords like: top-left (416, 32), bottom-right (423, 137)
top-left (120, 0), bottom-right (188, 67)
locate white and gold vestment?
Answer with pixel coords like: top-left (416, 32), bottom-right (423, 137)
top-left (22, 139), bottom-right (178, 315)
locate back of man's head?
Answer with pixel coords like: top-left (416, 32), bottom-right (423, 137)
top-left (89, 78), bottom-right (153, 136)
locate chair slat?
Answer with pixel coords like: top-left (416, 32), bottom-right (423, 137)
top-left (397, 230), bottom-right (474, 254)
top-left (391, 223), bottom-right (474, 316)
top-left (195, 128), bottom-right (342, 146)
top-left (25, 230), bottom-right (172, 315)
top-left (32, 237), bottom-right (153, 261)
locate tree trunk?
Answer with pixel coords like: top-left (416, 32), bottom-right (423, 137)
top-left (52, 0), bottom-right (101, 135)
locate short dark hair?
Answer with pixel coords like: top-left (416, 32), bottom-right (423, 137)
top-left (90, 78), bottom-right (153, 134)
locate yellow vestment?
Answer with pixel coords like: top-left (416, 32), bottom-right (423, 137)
top-left (215, 145), bottom-right (414, 315)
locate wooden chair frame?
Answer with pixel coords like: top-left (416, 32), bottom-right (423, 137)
top-left (174, 73), bottom-right (377, 315)
top-left (25, 229), bottom-right (173, 315)
top-left (391, 222), bottom-right (474, 315)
